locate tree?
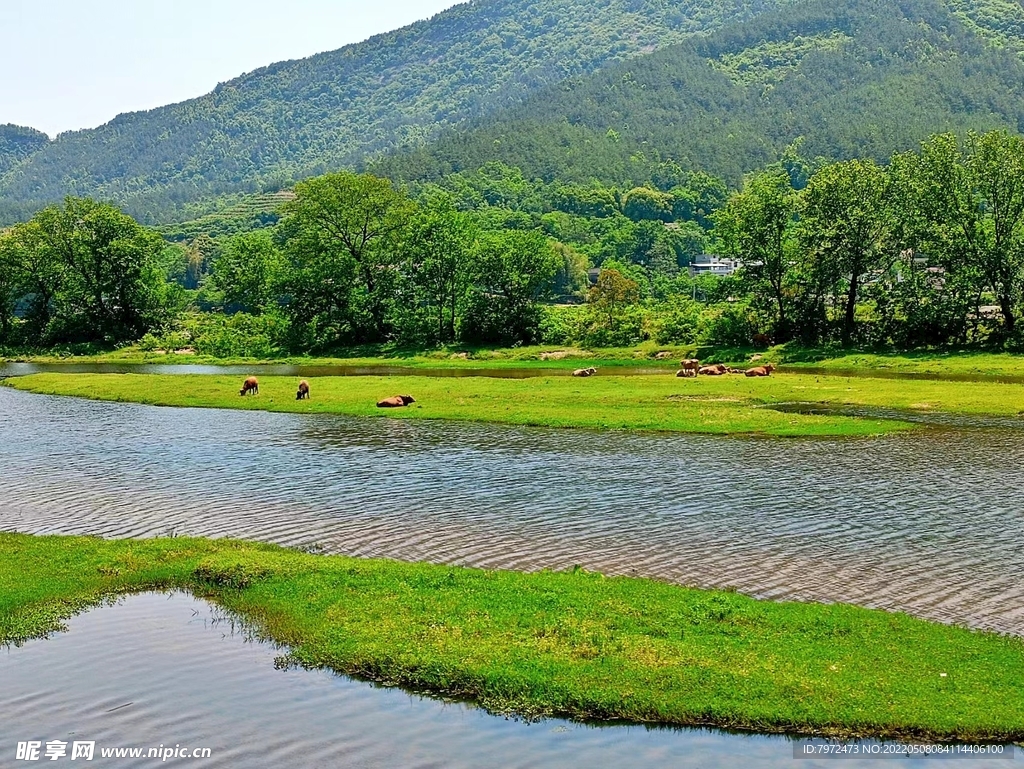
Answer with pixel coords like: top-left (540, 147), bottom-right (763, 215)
top-left (463, 230), bottom-right (559, 345)
top-left (801, 159), bottom-right (894, 346)
top-left (0, 218), bottom-right (63, 336)
top-left (914, 131), bottom-right (1024, 339)
top-left (587, 267), bottom-right (640, 329)
top-left (5, 198), bottom-right (169, 344)
top-left (622, 187), bottom-right (674, 223)
top-left (284, 172), bottom-right (414, 341)
top-left (213, 230), bottom-right (283, 314)
top-left (0, 230), bottom-right (22, 342)
top-left (715, 168), bottom-right (798, 340)
top-left (405, 194), bottom-right (475, 344)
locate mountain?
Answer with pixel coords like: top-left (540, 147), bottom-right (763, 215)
top-left (0, 125), bottom-right (49, 177)
top-left (0, 0), bottom-right (790, 224)
top-left (373, 0), bottom-right (1024, 186)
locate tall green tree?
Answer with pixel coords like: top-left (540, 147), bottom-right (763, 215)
top-left (405, 195), bottom-right (476, 344)
top-left (3, 198), bottom-right (169, 344)
top-left (715, 168), bottom-right (798, 340)
top-left (463, 230), bottom-right (559, 345)
top-left (284, 172), bottom-right (414, 341)
top-left (801, 159), bottom-right (894, 346)
top-left (915, 131), bottom-right (1024, 339)
top-left (213, 230), bottom-right (283, 315)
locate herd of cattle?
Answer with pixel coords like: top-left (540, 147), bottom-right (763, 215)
top-left (237, 357), bottom-right (776, 405)
top-left (572, 359), bottom-right (776, 378)
top-left (676, 359), bottom-right (776, 377)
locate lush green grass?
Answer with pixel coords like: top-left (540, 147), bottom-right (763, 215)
top-left (782, 350), bottom-right (1024, 378)
top-left (3, 342), bottom-right (691, 370)
top-left (11, 366), bottom-right (1024, 435)
top-left (3, 372), bottom-right (915, 437)
top-left (11, 342), bottom-right (1024, 379)
top-left (3, 532), bottom-right (1023, 741)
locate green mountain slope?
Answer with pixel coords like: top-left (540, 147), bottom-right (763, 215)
top-left (0, 125), bottom-right (49, 177)
top-left (0, 0), bottom-right (790, 224)
top-left (374, 0), bottom-right (1024, 186)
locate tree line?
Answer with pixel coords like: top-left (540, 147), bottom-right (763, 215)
top-left (2, 129), bottom-right (1022, 356)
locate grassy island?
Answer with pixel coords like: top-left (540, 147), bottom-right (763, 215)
top-left (3, 533), bottom-right (1023, 742)
top-left (7, 367), bottom-right (1024, 436)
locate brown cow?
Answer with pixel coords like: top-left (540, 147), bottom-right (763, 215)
top-left (239, 376), bottom-right (259, 396)
top-left (377, 395), bottom-right (416, 408)
top-left (296, 380), bottom-right (310, 400)
top-left (698, 364), bottom-right (727, 376)
top-left (744, 363), bottom-right (777, 377)
top-left (678, 359), bottom-right (700, 378)
top-left (752, 333), bottom-right (773, 349)
top-left (572, 367), bottom-right (598, 377)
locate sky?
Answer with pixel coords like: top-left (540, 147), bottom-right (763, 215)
top-left (1, 0), bottom-right (462, 137)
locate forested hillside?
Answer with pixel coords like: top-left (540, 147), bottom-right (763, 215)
top-left (0, 125), bottom-right (49, 177)
top-left (0, 0), bottom-right (788, 225)
top-left (375, 0), bottom-right (1024, 186)
top-left (3, 0), bottom-right (1023, 226)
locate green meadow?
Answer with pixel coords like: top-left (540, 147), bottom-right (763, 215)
top-left (3, 533), bottom-right (1023, 741)
top-left (9, 366), bottom-right (1024, 436)
top-left (2, 371), bottom-right (920, 437)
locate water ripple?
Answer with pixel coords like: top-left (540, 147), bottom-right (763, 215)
top-left (1, 387), bottom-right (1022, 635)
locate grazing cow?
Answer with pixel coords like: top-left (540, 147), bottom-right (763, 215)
top-left (239, 376), bottom-right (259, 396)
top-left (744, 363), bottom-right (777, 377)
top-left (296, 380), bottom-right (310, 400)
top-left (572, 367), bottom-right (598, 377)
top-left (752, 333), bottom-right (773, 349)
top-left (377, 395), bottom-right (416, 408)
top-left (678, 359), bottom-right (700, 378)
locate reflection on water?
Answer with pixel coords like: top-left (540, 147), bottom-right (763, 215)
top-left (5, 360), bottom-right (1024, 384)
top-left (2, 387), bottom-right (1023, 635)
top-left (0, 361), bottom-right (671, 379)
top-left (1, 593), bottom-right (1009, 768)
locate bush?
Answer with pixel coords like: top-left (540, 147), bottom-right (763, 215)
top-left (182, 312), bottom-right (289, 358)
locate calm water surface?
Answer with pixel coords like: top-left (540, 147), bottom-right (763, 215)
top-left (6, 360), bottom-right (1024, 383)
top-left (0, 361), bottom-right (671, 378)
top-left (1, 593), bottom-right (1012, 768)
top-left (2, 386), bottom-right (1023, 634)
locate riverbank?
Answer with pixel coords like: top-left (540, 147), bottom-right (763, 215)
top-left (2, 532), bottom-right (1022, 742)
top-left (11, 368), bottom-right (1024, 435)
top-left (8, 343), bottom-right (1024, 379)
top-left (3, 371), bottom-right (917, 437)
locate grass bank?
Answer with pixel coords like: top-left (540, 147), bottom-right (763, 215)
top-left (3, 533), bottom-right (1023, 741)
top-left (10, 343), bottom-right (1024, 379)
top-left (2, 372), bottom-right (915, 437)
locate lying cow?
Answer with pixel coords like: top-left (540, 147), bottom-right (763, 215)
top-left (572, 367), bottom-right (598, 377)
top-left (377, 395), bottom-right (416, 408)
top-left (698, 364), bottom-right (727, 376)
top-left (744, 363), bottom-right (777, 377)
top-left (296, 380), bottom-right (310, 400)
top-left (239, 376), bottom-right (259, 396)
top-left (677, 359), bottom-right (700, 378)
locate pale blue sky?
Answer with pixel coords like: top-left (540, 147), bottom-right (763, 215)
top-left (2, 0), bottom-right (461, 137)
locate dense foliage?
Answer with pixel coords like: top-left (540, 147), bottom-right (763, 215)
top-left (0, 199), bottom-right (182, 346)
top-left (6, 129), bottom-right (1024, 356)
top-left (0, 124), bottom-right (49, 177)
top-left (3, 0), bottom-right (1024, 225)
top-left (375, 0), bottom-right (1024, 188)
top-left (0, 0), bottom-right (779, 225)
